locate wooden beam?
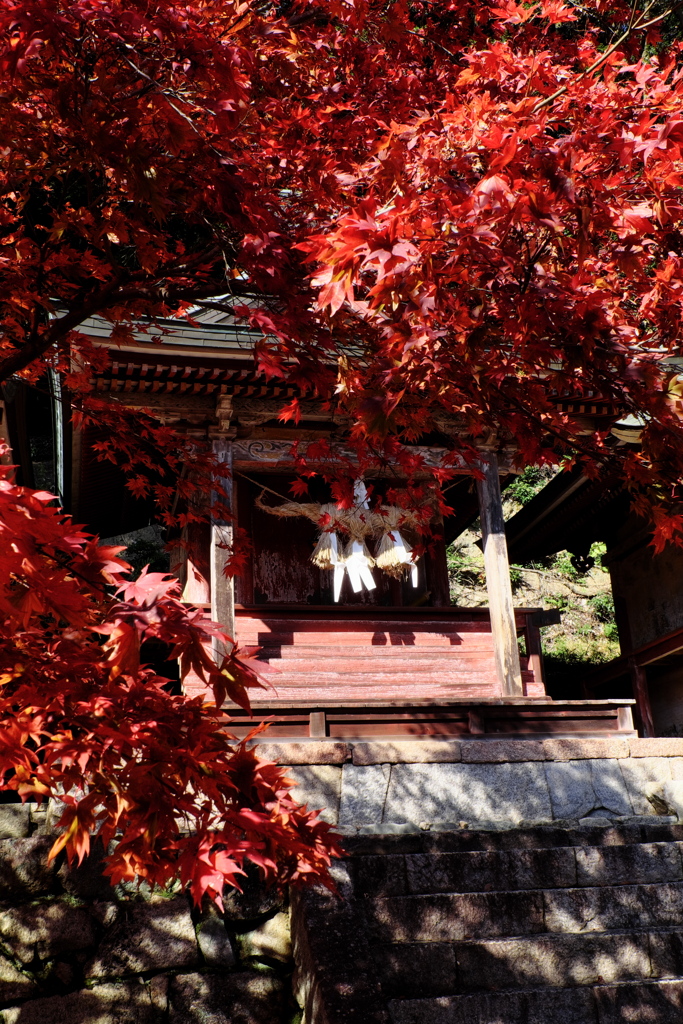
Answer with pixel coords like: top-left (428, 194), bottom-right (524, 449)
top-left (476, 451), bottom-right (524, 696)
top-left (211, 439), bottom-right (235, 664)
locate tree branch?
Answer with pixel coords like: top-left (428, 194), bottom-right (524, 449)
top-left (533, 0), bottom-right (683, 113)
top-left (0, 282), bottom-right (255, 384)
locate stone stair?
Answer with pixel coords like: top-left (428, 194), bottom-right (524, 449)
top-left (292, 821), bottom-right (683, 1024)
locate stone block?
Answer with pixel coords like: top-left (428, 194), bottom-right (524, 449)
top-left (460, 740), bottom-right (545, 763)
top-left (642, 930), bottom-right (683, 979)
top-left (339, 764), bottom-right (391, 825)
top-left (358, 822), bottom-right (422, 834)
top-left (85, 895), bottom-right (198, 978)
top-left (197, 915), bottom-right (236, 968)
top-left (667, 758), bottom-right (683, 781)
top-left (169, 971), bottom-right (285, 1024)
top-left (646, 780), bottom-right (683, 819)
top-left (0, 956), bottom-right (37, 1004)
top-left (351, 854), bottom-right (407, 897)
top-left (28, 802), bottom-right (49, 835)
top-left (371, 942), bottom-right (457, 998)
top-left (237, 909), bottom-right (292, 963)
top-left (619, 757), bottom-right (673, 815)
top-left (0, 803), bottom-right (30, 839)
top-left (0, 901), bottom-right (97, 964)
top-left (545, 759), bottom-right (632, 819)
top-left (383, 763), bottom-right (552, 825)
top-left (0, 837), bottom-right (57, 899)
top-left (286, 766), bottom-right (341, 824)
top-left (595, 980), bottom-right (683, 1024)
top-left (543, 739), bottom-right (629, 761)
top-left (543, 883), bottom-right (683, 934)
top-left (352, 740), bottom-right (461, 765)
top-left (576, 842), bottom-right (683, 887)
top-left (391, 987), bottom-right (599, 1024)
top-left (328, 860), bottom-right (355, 899)
top-left (630, 738), bottom-right (683, 758)
top-left (455, 933), bottom-right (650, 990)
top-left (222, 861), bottom-right (284, 922)
top-left (366, 891), bottom-right (545, 943)
top-left (592, 759), bottom-right (633, 815)
top-left (58, 839), bottom-right (116, 900)
top-left (405, 848), bottom-right (577, 895)
top-left (0, 979), bottom-right (165, 1024)
top-left (255, 741), bottom-right (350, 764)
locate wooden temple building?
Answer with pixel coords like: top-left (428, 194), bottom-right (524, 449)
top-left (506, 457), bottom-right (683, 740)
top-left (1, 308), bottom-right (638, 739)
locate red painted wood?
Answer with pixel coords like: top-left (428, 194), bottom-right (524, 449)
top-left (222, 698), bottom-right (634, 739)
top-left (230, 607), bottom-right (548, 707)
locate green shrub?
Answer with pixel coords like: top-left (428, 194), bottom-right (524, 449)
top-left (505, 466), bottom-right (555, 506)
top-left (589, 592), bottom-right (615, 623)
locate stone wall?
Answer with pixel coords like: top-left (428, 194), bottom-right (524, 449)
top-left (0, 814), bottom-right (297, 1024)
top-left (256, 737), bottom-right (683, 832)
top-left (2, 737), bottom-right (683, 1022)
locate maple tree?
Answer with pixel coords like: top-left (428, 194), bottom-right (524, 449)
top-left (0, 451), bottom-right (341, 900)
top-left (3, 0), bottom-right (683, 886)
top-left (1, 0), bottom-right (683, 532)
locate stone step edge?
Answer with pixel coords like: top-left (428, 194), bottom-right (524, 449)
top-left (340, 815), bottom-right (680, 836)
top-left (371, 923), bottom-right (683, 947)
top-left (388, 975), bottom-right (683, 1010)
top-left (369, 881), bottom-right (683, 905)
top-left (248, 737), bottom-right (672, 765)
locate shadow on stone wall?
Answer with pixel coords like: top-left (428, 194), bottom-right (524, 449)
top-left (0, 838), bottom-right (298, 1024)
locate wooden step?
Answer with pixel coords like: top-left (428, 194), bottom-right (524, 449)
top-left (256, 644), bottom-right (497, 658)
top-left (236, 615), bottom-right (493, 632)
top-left (228, 608), bottom-right (546, 707)
top-left (239, 630), bottom-right (493, 648)
top-left (262, 683), bottom-right (504, 701)
top-left (258, 657), bottom-right (497, 673)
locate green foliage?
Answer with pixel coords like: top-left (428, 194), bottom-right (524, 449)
top-left (544, 636), bottom-right (616, 668)
top-left (505, 466), bottom-right (555, 507)
top-left (590, 592), bottom-right (615, 623)
top-left (446, 544), bottom-right (483, 590)
top-left (589, 541), bottom-right (609, 571)
top-left (551, 550), bottom-right (581, 581)
top-left (509, 564), bottom-right (524, 590)
top-left (546, 594), bottom-right (570, 611)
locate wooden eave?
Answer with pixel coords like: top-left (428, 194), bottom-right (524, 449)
top-left (504, 467), bottom-right (627, 563)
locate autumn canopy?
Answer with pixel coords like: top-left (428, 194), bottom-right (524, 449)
top-left (1, 0), bottom-right (683, 892)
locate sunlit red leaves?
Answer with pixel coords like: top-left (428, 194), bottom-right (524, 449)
top-left (0, 464), bottom-right (340, 901)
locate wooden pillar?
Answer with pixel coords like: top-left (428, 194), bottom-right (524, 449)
top-left (426, 517), bottom-right (451, 607)
top-left (524, 613), bottom-right (545, 689)
top-left (476, 451), bottom-right (523, 696)
top-left (629, 657), bottom-right (655, 737)
top-left (211, 438), bottom-right (235, 664)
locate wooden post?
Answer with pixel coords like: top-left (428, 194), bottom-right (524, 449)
top-left (629, 657), bottom-right (655, 737)
top-left (524, 613), bottom-right (545, 690)
top-left (211, 439), bottom-right (235, 664)
top-left (476, 451), bottom-right (524, 696)
top-left (426, 517), bottom-right (451, 607)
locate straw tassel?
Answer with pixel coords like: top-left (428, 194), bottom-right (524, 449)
top-left (311, 530), bottom-right (340, 570)
top-left (375, 529), bottom-right (419, 584)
